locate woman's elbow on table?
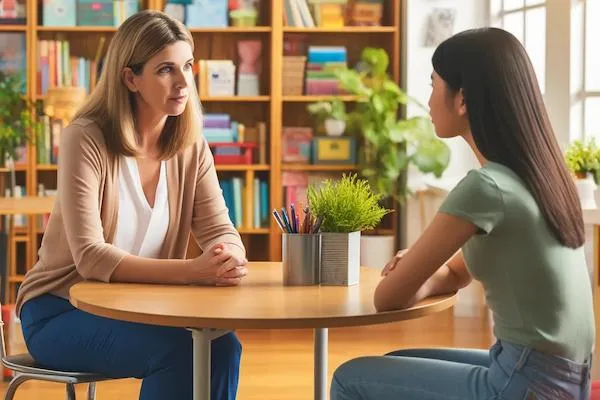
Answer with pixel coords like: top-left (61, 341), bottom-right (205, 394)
top-left (374, 279), bottom-right (417, 312)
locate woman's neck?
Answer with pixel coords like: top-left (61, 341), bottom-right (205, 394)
top-left (463, 131), bottom-right (488, 166)
top-left (134, 104), bottom-right (168, 157)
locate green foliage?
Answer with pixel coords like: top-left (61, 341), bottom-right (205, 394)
top-left (564, 138), bottom-right (600, 181)
top-left (306, 98), bottom-right (347, 125)
top-left (307, 174), bottom-right (391, 233)
top-left (334, 47), bottom-right (451, 202)
top-left (0, 71), bottom-right (36, 165)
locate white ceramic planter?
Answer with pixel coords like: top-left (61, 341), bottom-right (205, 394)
top-left (320, 231), bottom-right (360, 286)
top-left (575, 175), bottom-right (597, 210)
top-left (360, 235), bottom-right (395, 269)
top-left (324, 118), bottom-right (346, 136)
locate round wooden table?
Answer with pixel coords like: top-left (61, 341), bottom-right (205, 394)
top-left (70, 262), bottom-right (456, 400)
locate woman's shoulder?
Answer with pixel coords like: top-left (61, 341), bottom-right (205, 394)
top-left (62, 118), bottom-right (108, 147)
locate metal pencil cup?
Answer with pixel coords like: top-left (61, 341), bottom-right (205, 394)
top-left (282, 234), bottom-right (322, 286)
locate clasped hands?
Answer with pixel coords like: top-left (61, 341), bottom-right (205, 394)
top-left (186, 243), bottom-right (248, 286)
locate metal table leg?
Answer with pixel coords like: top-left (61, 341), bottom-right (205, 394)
top-left (190, 328), bottom-right (229, 400)
top-left (314, 328), bottom-right (328, 400)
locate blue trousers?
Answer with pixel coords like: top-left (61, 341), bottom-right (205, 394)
top-left (20, 294), bottom-right (241, 400)
top-left (331, 341), bottom-right (591, 399)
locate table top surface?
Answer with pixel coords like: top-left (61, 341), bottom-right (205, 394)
top-left (70, 262), bottom-right (456, 330)
top-left (0, 196), bottom-right (55, 215)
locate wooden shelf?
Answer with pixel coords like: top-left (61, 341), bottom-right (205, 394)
top-left (13, 226), bottom-right (29, 235)
top-left (36, 26), bottom-right (117, 32)
top-left (283, 95), bottom-right (361, 102)
top-left (12, 235), bottom-right (29, 243)
top-left (238, 228), bottom-right (270, 234)
top-left (0, 164), bottom-right (28, 172)
top-left (216, 164), bottom-right (270, 171)
top-left (8, 275), bottom-right (25, 283)
top-left (0, 25), bottom-right (27, 31)
top-left (200, 96), bottom-right (270, 102)
top-left (37, 164), bottom-right (57, 171)
top-left (283, 26), bottom-right (396, 33)
top-left (282, 164), bottom-right (358, 171)
top-left (189, 27), bottom-right (271, 33)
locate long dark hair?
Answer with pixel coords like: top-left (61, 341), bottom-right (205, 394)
top-left (432, 28), bottom-right (584, 248)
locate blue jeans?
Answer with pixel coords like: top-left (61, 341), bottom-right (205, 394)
top-left (20, 294), bottom-right (241, 400)
top-left (331, 341), bottom-right (591, 399)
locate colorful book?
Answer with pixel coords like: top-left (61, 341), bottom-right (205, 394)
top-left (43, 0), bottom-right (76, 26)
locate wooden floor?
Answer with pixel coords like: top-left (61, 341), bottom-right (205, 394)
top-left (1, 302), bottom-right (597, 399)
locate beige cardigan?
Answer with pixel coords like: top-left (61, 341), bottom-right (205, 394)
top-left (15, 118), bottom-right (245, 315)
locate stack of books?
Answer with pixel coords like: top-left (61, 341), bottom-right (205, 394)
top-left (42, 0), bottom-right (139, 27)
top-left (219, 177), bottom-right (269, 229)
top-left (37, 39), bottom-right (103, 95)
top-left (305, 46), bottom-right (347, 95)
top-left (203, 114), bottom-right (267, 165)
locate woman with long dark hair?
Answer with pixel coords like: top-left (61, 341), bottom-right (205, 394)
top-left (331, 28), bottom-right (594, 400)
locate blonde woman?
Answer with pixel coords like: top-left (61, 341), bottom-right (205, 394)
top-left (15, 10), bottom-right (247, 400)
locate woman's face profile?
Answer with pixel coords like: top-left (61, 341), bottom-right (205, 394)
top-left (428, 71), bottom-right (469, 139)
top-left (126, 40), bottom-right (195, 118)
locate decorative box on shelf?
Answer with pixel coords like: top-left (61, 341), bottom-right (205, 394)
top-left (312, 136), bottom-right (355, 164)
top-left (209, 142), bottom-right (256, 164)
top-left (282, 126), bottom-right (312, 163)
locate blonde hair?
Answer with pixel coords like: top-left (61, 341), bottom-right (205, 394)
top-left (73, 10), bottom-right (201, 160)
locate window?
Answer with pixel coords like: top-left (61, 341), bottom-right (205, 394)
top-left (583, 0), bottom-right (600, 139)
top-left (570, 0), bottom-right (600, 140)
top-left (490, 0), bottom-right (547, 94)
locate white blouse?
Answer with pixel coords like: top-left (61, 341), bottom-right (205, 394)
top-left (113, 156), bottom-right (169, 258)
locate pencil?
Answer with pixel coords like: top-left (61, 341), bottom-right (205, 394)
top-left (272, 209), bottom-right (286, 233)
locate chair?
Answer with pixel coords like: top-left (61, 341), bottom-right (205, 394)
top-left (0, 308), bottom-right (113, 400)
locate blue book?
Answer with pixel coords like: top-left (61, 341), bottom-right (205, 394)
top-left (260, 181), bottom-right (269, 227)
top-left (43, 0), bottom-right (76, 26)
top-left (186, 0), bottom-right (228, 28)
top-left (219, 179), bottom-right (235, 225)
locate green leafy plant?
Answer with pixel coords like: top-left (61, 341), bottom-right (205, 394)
top-left (564, 138), bottom-right (600, 181)
top-left (307, 174), bottom-right (391, 233)
top-left (306, 98), bottom-right (347, 125)
top-left (0, 71), bottom-right (35, 166)
top-left (334, 48), bottom-right (450, 202)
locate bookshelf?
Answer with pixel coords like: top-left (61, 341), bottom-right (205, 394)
top-left (0, 0), bottom-right (402, 303)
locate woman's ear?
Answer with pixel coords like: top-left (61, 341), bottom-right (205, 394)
top-left (455, 88), bottom-right (467, 117)
top-left (122, 67), bottom-right (138, 93)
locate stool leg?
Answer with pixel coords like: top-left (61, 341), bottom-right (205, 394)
top-left (4, 374), bottom-right (32, 400)
top-left (66, 383), bottom-right (76, 400)
top-left (87, 382), bottom-right (96, 400)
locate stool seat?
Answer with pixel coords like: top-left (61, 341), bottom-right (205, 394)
top-left (3, 353), bottom-right (110, 383)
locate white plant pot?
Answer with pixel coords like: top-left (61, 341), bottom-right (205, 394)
top-left (324, 118), bottom-right (346, 137)
top-left (320, 231), bottom-right (360, 286)
top-left (575, 175), bottom-right (597, 210)
top-left (360, 235), bottom-right (395, 269)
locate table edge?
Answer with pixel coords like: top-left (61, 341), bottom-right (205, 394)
top-left (70, 293), bottom-right (456, 330)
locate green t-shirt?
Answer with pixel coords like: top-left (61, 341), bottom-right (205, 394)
top-left (439, 161), bottom-right (595, 362)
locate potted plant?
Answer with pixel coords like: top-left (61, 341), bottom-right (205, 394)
top-left (564, 139), bottom-right (600, 209)
top-left (307, 98), bottom-right (347, 136)
top-left (334, 48), bottom-right (450, 264)
top-left (308, 173), bottom-right (391, 285)
top-left (0, 71), bottom-right (36, 190)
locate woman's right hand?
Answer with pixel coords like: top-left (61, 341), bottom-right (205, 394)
top-left (185, 243), bottom-right (248, 286)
